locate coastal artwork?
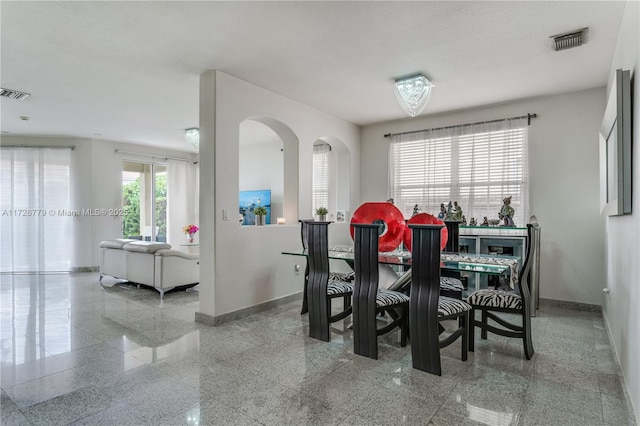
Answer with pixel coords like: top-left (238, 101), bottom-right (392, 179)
top-left (239, 189), bottom-right (271, 225)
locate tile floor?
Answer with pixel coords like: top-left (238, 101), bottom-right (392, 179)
top-left (0, 273), bottom-right (636, 425)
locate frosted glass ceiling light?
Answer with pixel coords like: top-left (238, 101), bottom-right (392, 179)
top-left (393, 74), bottom-right (434, 117)
top-left (184, 127), bottom-right (199, 151)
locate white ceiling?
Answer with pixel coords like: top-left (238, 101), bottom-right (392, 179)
top-left (0, 1), bottom-right (626, 151)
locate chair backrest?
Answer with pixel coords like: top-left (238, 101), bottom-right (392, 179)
top-left (444, 221), bottom-right (460, 252)
top-left (352, 223), bottom-right (381, 305)
top-left (299, 220), bottom-right (310, 250)
top-left (305, 221), bottom-right (330, 291)
top-left (352, 223), bottom-right (382, 358)
top-left (517, 223), bottom-right (536, 313)
top-left (298, 219), bottom-right (318, 250)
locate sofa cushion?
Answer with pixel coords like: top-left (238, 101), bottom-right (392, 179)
top-left (122, 241), bottom-right (171, 253)
top-left (155, 249), bottom-right (199, 260)
top-left (99, 239), bottom-right (137, 249)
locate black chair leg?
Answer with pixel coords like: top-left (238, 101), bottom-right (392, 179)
top-left (461, 312), bottom-right (468, 361)
top-left (523, 313), bottom-right (534, 359)
top-left (400, 306), bottom-right (408, 347)
top-left (301, 265), bottom-right (309, 315)
top-left (344, 295), bottom-right (351, 311)
top-left (481, 310), bottom-right (488, 339)
top-left (469, 309), bottom-right (475, 352)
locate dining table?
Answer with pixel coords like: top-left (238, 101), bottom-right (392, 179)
top-left (282, 223), bottom-right (522, 374)
top-left (282, 246), bottom-right (520, 292)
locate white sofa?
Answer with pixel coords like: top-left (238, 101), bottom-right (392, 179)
top-left (99, 240), bottom-right (199, 299)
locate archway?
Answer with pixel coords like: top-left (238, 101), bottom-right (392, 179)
top-left (239, 116), bottom-right (299, 224)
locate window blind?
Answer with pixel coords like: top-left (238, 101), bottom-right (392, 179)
top-left (312, 143), bottom-right (330, 215)
top-left (389, 118), bottom-right (529, 225)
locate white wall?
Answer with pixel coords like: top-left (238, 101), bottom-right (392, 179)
top-left (361, 87), bottom-right (606, 306)
top-left (239, 141), bottom-right (284, 223)
top-left (603, 0), bottom-right (639, 418)
top-left (198, 70), bottom-right (360, 318)
top-left (1, 135), bottom-right (197, 268)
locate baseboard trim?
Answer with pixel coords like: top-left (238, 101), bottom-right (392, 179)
top-left (70, 266), bottom-right (100, 273)
top-left (539, 297), bottom-right (601, 313)
top-left (195, 292), bottom-right (303, 326)
top-left (602, 307), bottom-right (638, 424)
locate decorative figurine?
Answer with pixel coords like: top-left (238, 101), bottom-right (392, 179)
top-left (437, 203), bottom-right (446, 220)
top-left (481, 216), bottom-right (489, 226)
top-left (469, 217), bottom-right (477, 226)
top-left (446, 201), bottom-right (453, 218)
top-left (499, 195), bottom-right (516, 227)
top-left (412, 204), bottom-right (420, 217)
top-left (461, 215), bottom-right (467, 226)
top-left (453, 201), bottom-right (463, 221)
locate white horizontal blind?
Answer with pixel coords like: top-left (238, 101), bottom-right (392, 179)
top-left (0, 148), bottom-right (71, 272)
top-left (389, 118), bottom-right (529, 225)
top-left (312, 142), bottom-right (330, 215)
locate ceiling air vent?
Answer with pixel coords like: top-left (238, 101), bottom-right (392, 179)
top-left (0, 88), bottom-right (30, 100)
top-left (550, 28), bottom-right (588, 51)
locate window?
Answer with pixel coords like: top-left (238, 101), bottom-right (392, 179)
top-left (122, 161), bottom-right (166, 242)
top-left (312, 142), bottom-right (330, 215)
top-left (389, 118), bottom-right (529, 225)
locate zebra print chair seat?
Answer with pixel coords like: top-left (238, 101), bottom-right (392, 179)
top-left (467, 289), bottom-right (522, 309)
top-left (440, 276), bottom-right (464, 292)
top-left (329, 271), bottom-right (355, 283)
top-left (438, 296), bottom-right (472, 317)
top-left (376, 289), bottom-right (410, 307)
top-left (467, 224), bottom-right (537, 360)
top-left (326, 281), bottom-right (354, 296)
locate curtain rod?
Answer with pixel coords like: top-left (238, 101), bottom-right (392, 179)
top-left (383, 113), bottom-right (538, 138)
top-left (1, 144), bottom-right (76, 150)
top-left (114, 149), bottom-right (197, 164)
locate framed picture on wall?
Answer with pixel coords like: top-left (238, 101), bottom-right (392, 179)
top-left (336, 210), bottom-right (346, 222)
top-left (239, 189), bottom-right (271, 225)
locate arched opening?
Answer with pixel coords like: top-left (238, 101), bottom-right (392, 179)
top-left (239, 116), bottom-right (299, 224)
top-left (312, 136), bottom-right (351, 220)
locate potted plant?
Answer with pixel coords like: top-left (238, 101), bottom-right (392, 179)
top-left (315, 207), bottom-right (328, 221)
top-left (254, 206), bottom-right (268, 226)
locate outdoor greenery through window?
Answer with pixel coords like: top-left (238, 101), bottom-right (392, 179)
top-left (122, 162), bottom-right (166, 241)
top-left (389, 117), bottom-right (529, 226)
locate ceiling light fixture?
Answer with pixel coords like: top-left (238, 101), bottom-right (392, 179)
top-left (184, 128), bottom-right (199, 151)
top-left (393, 74), bottom-right (435, 117)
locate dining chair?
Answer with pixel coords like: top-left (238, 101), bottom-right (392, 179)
top-left (352, 223), bottom-right (409, 360)
top-left (441, 220), bottom-right (465, 299)
top-left (299, 220), bottom-right (354, 315)
top-left (304, 221), bottom-right (354, 342)
top-left (409, 224), bottom-right (472, 376)
top-left (467, 223), bottom-right (536, 359)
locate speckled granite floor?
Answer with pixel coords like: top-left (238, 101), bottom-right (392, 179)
top-left (0, 273), bottom-right (636, 425)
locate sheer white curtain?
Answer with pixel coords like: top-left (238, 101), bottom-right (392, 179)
top-left (0, 147), bottom-right (71, 272)
top-left (166, 159), bottom-right (199, 245)
top-left (389, 117), bottom-right (529, 225)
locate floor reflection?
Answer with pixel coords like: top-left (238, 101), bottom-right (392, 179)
top-left (0, 272), bottom-right (635, 426)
